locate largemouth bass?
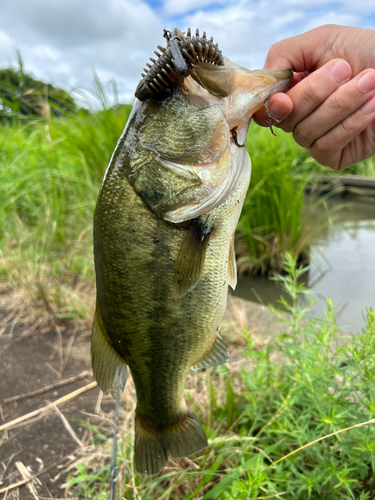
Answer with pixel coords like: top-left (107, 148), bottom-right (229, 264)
top-left (92, 28), bottom-right (291, 476)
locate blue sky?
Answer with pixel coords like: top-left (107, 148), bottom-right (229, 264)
top-left (0, 0), bottom-right (374, 102)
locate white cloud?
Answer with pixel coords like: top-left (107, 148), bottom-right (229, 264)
top-left (163, 0), bottom-right (227, 16)
top-left (0, 0), bottom-right (374, 103)
top-left (0, 0), bottom-right (164, 101)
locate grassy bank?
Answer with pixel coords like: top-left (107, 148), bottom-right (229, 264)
top-left (236, 125), bottom-right (313, 275)
top-left (0, 97), bottom-right (372, 316)
top-left (0, 94), bottom-right (131, 317)
top-left (65, 255), bottom-right (375, 499)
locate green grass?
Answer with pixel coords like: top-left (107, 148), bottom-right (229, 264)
top-left (236, 126), bottom-right (330, 275)
top-left (0, 81), bottom-right (131, 316)
top-left (0, 80), bottom-right (372, 316)
top-left (66, 254), bottom-right (375, 499)
top-left (237, 124), bottom-right (375, 275)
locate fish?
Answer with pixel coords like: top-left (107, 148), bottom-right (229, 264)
top-left (91, 28), bottom-right (292, 476)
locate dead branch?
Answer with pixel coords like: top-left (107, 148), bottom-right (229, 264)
top-left (0, 382), bottom-right (97, 433)
top-left (1, 370), bottom-right (93, 404)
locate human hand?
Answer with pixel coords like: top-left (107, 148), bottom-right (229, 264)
top-left (254, 25), bottom-right (375, 171)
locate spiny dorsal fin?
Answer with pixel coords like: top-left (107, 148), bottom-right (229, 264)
top-left (91, 304), bottom-right (128, 397)
top-left (191, 328), bottom-right (229, 370)
top-left (228, 235), bottom-right (237, 290)
top-left (174, 217), bottom-right (213, 298)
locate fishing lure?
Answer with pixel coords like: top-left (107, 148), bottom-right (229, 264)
top-left (135, 27), bottom-right (224, 101)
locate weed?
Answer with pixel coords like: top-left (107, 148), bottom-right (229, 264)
top-left (66, 254), bottom-right (375, 499)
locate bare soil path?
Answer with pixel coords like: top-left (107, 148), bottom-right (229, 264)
top-left (0, 295), bottom-right (284, 499)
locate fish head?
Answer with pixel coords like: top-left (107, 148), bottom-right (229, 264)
top-left (128, 54), bottom-right (292, 223)
top-left (185, 57), bottom-right (293, 153)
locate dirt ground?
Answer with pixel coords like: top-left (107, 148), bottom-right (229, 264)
top-left (0, 293), bottom-right (284, 499)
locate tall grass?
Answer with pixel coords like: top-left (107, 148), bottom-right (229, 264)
top-left (236, 126), bottom-right (324, 275)
top-left (0, 75), bottom-right (371, 315)
top-left (66, 254), bottom-right (375, 499)
top-left (0, 80), bottom-right (131, 317)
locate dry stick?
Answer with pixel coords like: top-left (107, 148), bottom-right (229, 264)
top-left (53, 406), bottom-right (84, 448)
top-left (0, 452), bottom-right (18, 484)
top-left (36, 281), bottom-right (55, 315)
top-left (1, 370), bottom-right (93, 404)
top-left (0, 454), bottom-right (73, 494)
top-left (0, 382), bottom-right (97, 433)
top-left (5, 412), bottom-right (52, 431)
top-left (63, 325), bottom-right (78, 371)
top-left (45, 362), bottom-right (61, 378)
top-left (0, 404), bottom-right (8, 444)
top-left (94, 390), bottom-right (103, 415)
top-left (15, 461), bottom-right (40, 500)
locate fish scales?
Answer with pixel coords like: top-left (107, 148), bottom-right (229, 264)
top-left (92, 28), bottom-right (292, 476)
top-left (94, 140), bottom-right (247, 420)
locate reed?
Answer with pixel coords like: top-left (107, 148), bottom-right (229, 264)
top-left (236, 125), bottom-right (321, 275)
top-left (0, 74), bottom-right (368, 316)
top-left (0, 79), bottom-right (131, 318)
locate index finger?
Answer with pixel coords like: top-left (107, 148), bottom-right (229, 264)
top-left (264, 26), bottom-right (337, 72)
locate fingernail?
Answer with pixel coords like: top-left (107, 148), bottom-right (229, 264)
top-left (361, 96), bottom-right (375, 115)
top-left (357, 72), bottom-right (375, 93)
top-left (269, 101), bottom-right (289, 120)
top-left (329, 61), bottom-right (351, 84)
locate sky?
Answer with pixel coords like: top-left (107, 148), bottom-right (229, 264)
top-left (1, 0), bottom-right (374, 104)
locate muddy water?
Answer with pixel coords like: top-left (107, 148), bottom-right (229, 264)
top-left (232, 196), bottom-right (375, 333)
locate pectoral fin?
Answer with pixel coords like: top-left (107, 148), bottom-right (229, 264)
top-left (191, 329), bottom-right (229, 370)
top-left (174, 217), bottom-right (213, 298)
top-left (228, 236), bottom-right (237, 290)
top-left (91, 304), bottom-right (128, 397)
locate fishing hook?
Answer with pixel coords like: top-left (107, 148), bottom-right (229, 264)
top-left (231, 126), bottom-right (246, 147)
top-left (263, 97), bottom-right (280, 137)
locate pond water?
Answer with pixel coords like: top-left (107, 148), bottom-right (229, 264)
top-left (231, 195), bottom-right (375, 333)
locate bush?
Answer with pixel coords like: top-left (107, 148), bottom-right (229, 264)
top-left (66, 254), bottom-right (375, 499)
top-left (223, 254), bottom-right (375, 499)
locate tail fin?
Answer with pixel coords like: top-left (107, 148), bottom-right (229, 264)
top-left (134, 409), bottom-right (208, 475)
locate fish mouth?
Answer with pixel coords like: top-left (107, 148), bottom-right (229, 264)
top-left (230, 66), bottom-right (293, 108)
top-left (223, 65), bottom-right (293, 131)
top-left (237, 68), bottom-right (293, 98)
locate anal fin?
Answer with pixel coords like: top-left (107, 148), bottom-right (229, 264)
top-left (191, 329), bottom-right (229, 370)
top-left (174, 217), bottom-right (213, 298)
top-left (91, 303), bottom-right (128, 397)
top-left (228, 235), bottom-right (237, 290)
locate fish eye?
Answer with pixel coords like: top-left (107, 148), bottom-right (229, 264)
top-left (152, 87), bottom-right (172, 103)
